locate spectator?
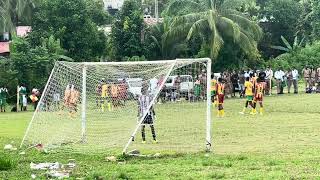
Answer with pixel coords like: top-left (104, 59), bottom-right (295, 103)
top-left (274, 68), bottom-right (285, 94)
top-left (292, 67), bottom-right (299, 94)
top-left (19, 84), bottom-right (28, 111)
top-left (265, 66), bottom-right (273, 95)
top-left (310, 67), bottom-right (316, 88)
top-left (194, 77), bottom-right (202, 101)
top-left (303, 66), bottom-right (311, 89)
top-left (30, 87), bottom-right (40, 111)
top-left (174, 75), bottom-right (181, 100)
top-left (286, 69), bottom-right (293, 93)
top-left (231, 70), bottom-right (239, 97)
top-left (238, 71), bottom-right (245, 98)
top-left (0, 87), bottom-right (9, 112)
top-left (316, 67), bottom-right (320, 83)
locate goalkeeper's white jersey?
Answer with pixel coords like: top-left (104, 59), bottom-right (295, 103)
top-left (138, 95), bottom-right (152, 116)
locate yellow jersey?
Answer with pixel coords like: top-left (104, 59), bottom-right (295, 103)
top-left (211, 79), bottom-right (217, 91)
top-left (101, 84), bottom-right (109, 97)
top-left (244, 81), bottom-right (253, 96)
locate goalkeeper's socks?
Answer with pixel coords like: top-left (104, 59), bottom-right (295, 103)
top-left (101, 104), bottom-right (105, 112)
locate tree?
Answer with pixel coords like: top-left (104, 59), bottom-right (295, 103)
top-left (110, 0), bottom-right (144, 61)
top-left (163, 0), bottom-right (263, 61)
top-left (10, 35), bottom-right (65, 89)
top-left (259, 0), bottom-right (304, 58)
top-left (28, 0), bottom-right (107, 61)
top-left (0, 0), bottom-right (36, 33)
top-left (311, 0), bottom-right (320, 40)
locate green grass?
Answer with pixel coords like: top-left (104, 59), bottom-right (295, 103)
top-left (1, 93), bottom-right (320, 179)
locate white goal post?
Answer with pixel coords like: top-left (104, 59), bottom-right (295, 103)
top-left (20, 58), bottom-right (212, 154)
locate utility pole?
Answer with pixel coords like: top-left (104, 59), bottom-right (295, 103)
top-left (155, 0), bottom-right (159, 21)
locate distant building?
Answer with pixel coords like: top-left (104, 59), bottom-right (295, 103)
top-left (0, 26), bottom-right (31, 57)
top-left (104, 0), bottom-right (124, 15)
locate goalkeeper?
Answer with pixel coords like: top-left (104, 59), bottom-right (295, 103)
top-left (138, 83), bottom-right (157, 144)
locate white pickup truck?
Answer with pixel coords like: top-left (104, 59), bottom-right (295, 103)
top-left (165, 75), bottom-right (194, 94)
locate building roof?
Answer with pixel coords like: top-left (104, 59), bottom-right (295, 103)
top-left (16, 26), bottom-right (31, 37)
top-left (0, 42), bottom-right (10, 54)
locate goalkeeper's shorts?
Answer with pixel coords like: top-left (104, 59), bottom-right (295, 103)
top-left (142, 115), bottom-right (154, 124)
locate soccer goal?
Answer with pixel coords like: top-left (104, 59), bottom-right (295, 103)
top-left (20, 58), bottom-right (212, 154)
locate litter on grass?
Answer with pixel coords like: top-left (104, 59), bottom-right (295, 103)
top-left (30, 160), bottom-right (76, 179)
top-left (4, 144), bottom-right (17, 151)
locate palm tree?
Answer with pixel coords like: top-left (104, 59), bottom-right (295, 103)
top-left (0, 0), bottom-right (36, 33)
top-left (162, 0), bottom-right (262, 60)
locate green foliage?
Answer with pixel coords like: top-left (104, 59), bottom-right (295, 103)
top-left (28, 0), bottom-right (107, 61)
top-left (10, 35), bottom-right (64, 91)
top-left (0, 0), bottom-right (36, 33)
top-left (270, 41), bottom-right (320, 71)
top-left (259, 0), bottom-right (304, 58)
top-left (0, 154), bottom-right (16, 171)
top-left (110, 0), bottom-right (144, 61)
top-left (163, 0), bottom-right (262, 61)
top-left (311, 0), bottom-right (320, 40)
top-left (0, 58), bottom-right (18, 102)
top-left (271, 36), bottom-right (305, 53)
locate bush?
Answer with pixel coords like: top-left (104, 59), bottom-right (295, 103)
top-left (270, 41), bottom-right (320, 71)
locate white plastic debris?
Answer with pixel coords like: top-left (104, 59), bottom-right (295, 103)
top-left (4, 144), bottom-right (13, 150)
top-left (153, 153), bottom-right (161, 157)
top-left (47, 170), bottom-right (70, 179)
top-left (106, 156), bottom-right (117, 162)
top-left (30, 162), bottom-right (61, 170)
top-left (31, 174), bottom-right (36, 179)
top-left (19, 151), bottom-right (26, 155)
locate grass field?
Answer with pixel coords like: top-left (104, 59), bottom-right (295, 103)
top-left (1, 93), bottom-right (320, 179)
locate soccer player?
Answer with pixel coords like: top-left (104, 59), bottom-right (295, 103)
top-left (252, 78), bottom-right (265, 115)
top-left (19, 84), bottom-right (27, 111)
top-left (138, 83), bottom-right (157, 144)
top-left (69, 85), bottom-right (80, 118)
top-left (239, 77), bottom-right (254, 115)
top-left (210, 75), bottom-right (217, 106)
top-left (101, 80), bottom-right (112, 112)
top-left (215, 78), bottom-right (225, 117)
top-left (62, 84), bottom-right (71, 112)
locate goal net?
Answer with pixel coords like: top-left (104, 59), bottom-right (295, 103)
top-left (20, 58), bottom-right (212, 154)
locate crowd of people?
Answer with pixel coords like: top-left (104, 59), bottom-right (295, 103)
top-left (216, 66), bottom-right (320, 98)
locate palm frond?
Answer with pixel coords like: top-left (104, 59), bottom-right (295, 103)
top-left (209, 14), bottom-right (224, 59)
top-left (224, 13), bottom-right (263, 41)
top-left (216, 16), bottom-right (241, 42)
top-left (170, 12), bottom-right (208, 28)
top-left (165, 0), bottom-right (204, 16)
top-left (280, 36), bottom-right (293, 50)
top-left (238, 32), bottom-right (258, 57)
top-left (187, 19), bottom-right (209, 40)
top-left (270, 46), bottom-right (290, 52)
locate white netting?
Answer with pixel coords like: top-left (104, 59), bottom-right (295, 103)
top-left (21, 58), bottom-right (211, 154)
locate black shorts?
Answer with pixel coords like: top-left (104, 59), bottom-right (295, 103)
top-left (142, 115), bottom-right (154, 124)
